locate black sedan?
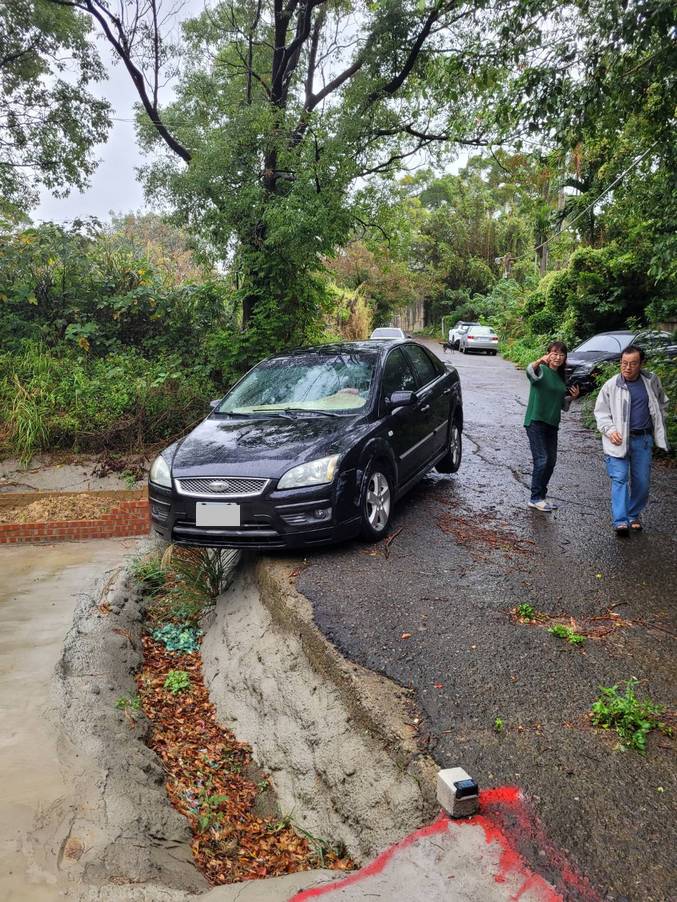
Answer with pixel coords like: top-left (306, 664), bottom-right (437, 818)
top-left (565, 329), bottom-right (676, 394)
top-left (149, 341), bottom-right (463, 549)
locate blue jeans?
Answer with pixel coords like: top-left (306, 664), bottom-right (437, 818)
top-left (525, 421), bottom-right (559, 503)
top-left (605, 434), bottom-right (653, 527)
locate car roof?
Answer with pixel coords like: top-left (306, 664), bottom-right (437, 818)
top-left (278, 339), bottom-right (410, 357)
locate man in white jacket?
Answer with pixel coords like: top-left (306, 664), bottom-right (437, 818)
top-left (594, 345), bottom-right (669, 535)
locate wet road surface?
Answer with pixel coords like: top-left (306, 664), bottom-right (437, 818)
top-left (0, 539), bottom-right (134, 901)
top-left (296, 342), bottom-right (677, 901)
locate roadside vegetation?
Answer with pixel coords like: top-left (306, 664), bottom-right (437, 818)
top-left (129, 546), bottom-right (353, 882)
top-left (1, 0), bottom-right (674, 463)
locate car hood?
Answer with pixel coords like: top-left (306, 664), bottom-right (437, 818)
top-left (567, 350), bottom-right (619, 369)
top-left (170, 413), bottom-right (359, 479)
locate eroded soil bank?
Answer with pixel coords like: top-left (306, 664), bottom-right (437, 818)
top-left (3, 540), bottom-right (439, 901)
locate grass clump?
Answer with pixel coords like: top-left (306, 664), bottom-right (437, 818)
top-left (131, 554), bottom-right (166, 594)
top-left (152, 623), bottom-right (201, 654)
top-left (164, 669), bottom-right (191, 694)
top-left (494, 716), bottom-right (504, 733)
top-left (548, 624), bottom-right (585, 645)
top-left (516, 603), bottom-right (536, 621)
top-left (590, 679), bottom-right (671, 752)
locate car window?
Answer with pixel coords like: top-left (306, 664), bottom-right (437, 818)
top-left (469, 326), bottom-right (493, 335)
top-left (635, 332), bottom-right (670, 351)
top-left (403, 344), bottom-right (438, 387)
top-left (574, 334), bottom-right (632, 353)
top-left (381, 348), bottom-right (417, 397)
top-left (220, 351), bottom-right (377, 414)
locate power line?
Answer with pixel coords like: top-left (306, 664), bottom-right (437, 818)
top-left (532, 141), bottom-right (658, 254)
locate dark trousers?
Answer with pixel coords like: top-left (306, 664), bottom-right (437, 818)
top-left (525, 421), bottom-right (559, 503)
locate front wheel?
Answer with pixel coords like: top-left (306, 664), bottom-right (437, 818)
top-left (436, 418), bottom-right (462, 473)
top-left (360, 465), bottom-right (393, 541)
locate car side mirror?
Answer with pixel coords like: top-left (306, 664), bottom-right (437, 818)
top-left (387, 390), bottom-right (416, 409)
top-left (209, 399), bottom-right (221, 410)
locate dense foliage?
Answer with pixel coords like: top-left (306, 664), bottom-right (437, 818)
top-left (0, 0), bottom-right (110, 217)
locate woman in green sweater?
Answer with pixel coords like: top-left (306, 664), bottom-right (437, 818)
top-left (524, 341), bottom-right (580, 512)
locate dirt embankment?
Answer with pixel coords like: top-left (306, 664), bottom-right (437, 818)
top-left (36, 546), bottom-right (437, 901)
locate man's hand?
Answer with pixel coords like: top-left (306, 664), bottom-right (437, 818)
top-left (568, 384), bottom-right (580, 399)
top-left (609, 430), bottom-right (623, 445)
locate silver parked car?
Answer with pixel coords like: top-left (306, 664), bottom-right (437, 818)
top-left (459, 325), bottom-right (499, 355)
top-left (370, 327), bottom-right (406, 340)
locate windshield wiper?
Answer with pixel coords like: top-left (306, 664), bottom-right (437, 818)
top-left (215, 410), bottom-right (254, 418)
top-left (284, 407), bottom-right (345, 417)
top-left (248, 407), bottom-right (299, 420)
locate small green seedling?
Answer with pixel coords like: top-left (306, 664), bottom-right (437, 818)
top-left (591, 679), bottom-right (671, 752)
top-left (548, 624), bottom-right (585, 645)
top-left (115, 693), bottom-right (141, 711)
top-left (494, 716), bottom-right (504, 733)
top-left (197, 792), bottom-right (229, 831)
top-left (516, 603), bottom-right (536, 621)
top-left (164, 670), bottom-right (191, 694)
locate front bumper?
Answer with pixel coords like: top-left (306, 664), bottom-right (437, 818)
top-left (149, 470), bottom-right (361, 549)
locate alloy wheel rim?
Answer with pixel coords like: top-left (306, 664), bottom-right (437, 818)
top-left (449, 425), bottom-right (460, 466)
top-left (366, 472), bottom-right (391, 531)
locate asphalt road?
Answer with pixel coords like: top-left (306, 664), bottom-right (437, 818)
top-left (296, 342), bottom-right (677, 901)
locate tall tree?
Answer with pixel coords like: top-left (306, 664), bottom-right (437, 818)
top-left (0, 0), bottom-right (110, 217)
top-left (44, 0), bottom-right (562, 362)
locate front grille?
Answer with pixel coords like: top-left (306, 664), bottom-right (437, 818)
top-left (175, 476), bottom-right (269, 498)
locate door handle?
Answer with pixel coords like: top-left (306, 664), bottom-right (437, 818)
top-left (443, 388), bottom-right (451, 394)
top-left (420, 403), bottom-right (431, 412)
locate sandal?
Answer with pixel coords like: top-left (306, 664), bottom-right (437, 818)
top-left (615, 523), bottom-right (629, 536)
top-left (630, 521), bottom-right (643, 531)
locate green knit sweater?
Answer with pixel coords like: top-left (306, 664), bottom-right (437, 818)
top-left (524, 363), bottom-right (568, 428)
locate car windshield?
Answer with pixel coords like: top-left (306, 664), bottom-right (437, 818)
top-left (574, 334), bottom-right (632, 353)
top-left (371, 328), bottom-right (402, 338)
top-left (218, 351), bottom-right (377, 415)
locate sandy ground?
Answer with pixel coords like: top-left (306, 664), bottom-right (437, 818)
top-left (0, 539), bottom-right (136, 902)
top-left (0, 455), bottom-right (145, 494)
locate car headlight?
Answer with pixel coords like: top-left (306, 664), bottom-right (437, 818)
top-left (149, 454), bottom-right (172, 488)
top-left (277, 455), bottom-right (339, 490)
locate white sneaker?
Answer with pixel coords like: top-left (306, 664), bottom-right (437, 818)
top-left (528, 500), bottom-right (555, 512)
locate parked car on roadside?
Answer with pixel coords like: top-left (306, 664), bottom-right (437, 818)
top-left (445, 321), bottom-right (480, 350)
top-left (459, 325), bottom-right (499, 355)
top-left (370, 327), bottom-right (406, 340)
top-left (565, 329), bottom-right (676, 395)
top-left (149, 340), bottom-right (463, 550)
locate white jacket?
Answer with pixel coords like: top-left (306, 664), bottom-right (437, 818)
top-left (594, 370), bottom-right (669, 457)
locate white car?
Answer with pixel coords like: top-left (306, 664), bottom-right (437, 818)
top-left (447, 321), bottom-right (480, 350)
top-left (370, 327), bottom-right (406, 340)
top-left (459, 325), bottom-right (499, 355)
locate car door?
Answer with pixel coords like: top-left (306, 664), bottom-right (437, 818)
top-left (380, 347), bottom-right (425, 483)
top-left (403, 343), bottom-right (449, 460)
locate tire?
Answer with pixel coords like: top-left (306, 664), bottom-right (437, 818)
top-left (436, 417), bottom-right (462, 474)
top-left (359, 463), bottom-right (393, 541)
top-left (491, 351), bottom-right (497, 356)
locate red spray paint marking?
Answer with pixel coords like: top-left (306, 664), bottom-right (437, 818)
top-left (291, 811), bottom-right (450, 900)
top-left (291, 785), bottom-right (598, 902)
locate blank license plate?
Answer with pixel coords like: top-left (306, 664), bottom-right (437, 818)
top-left (195, 502), bottom-right (240, 527)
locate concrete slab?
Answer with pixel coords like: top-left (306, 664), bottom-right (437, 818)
top-left (288, 809), bottom-right (561, 902)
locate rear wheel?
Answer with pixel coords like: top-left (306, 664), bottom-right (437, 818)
top-left (436, 418), bottom-right (462, 474)
top-left (360, 464), bottom-right (393, 541)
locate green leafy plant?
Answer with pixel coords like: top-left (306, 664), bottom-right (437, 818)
top-left (164, 669), bottom-right (191, 694)
top-left (196, 791), bottom-right (230, 831)
top-left (590, 679), bottom-right (670, 752)
top-left (115, 692), bottom-right (141, 711)
top-left (494, 716), bottom-right (504, 733)
top-left (516, 603), bottom-right (536, 621)
top-left (548, 624), bottom-right (586, 645)
top-left (152, 623), bottom-right (201, 653)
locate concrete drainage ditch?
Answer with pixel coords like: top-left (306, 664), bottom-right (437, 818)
top-left (43, 544), bottom-right (437, 901)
